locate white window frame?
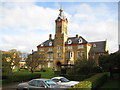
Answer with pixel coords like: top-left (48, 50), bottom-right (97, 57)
top-left (48, 53), bottom-right (53, 59)
top-left (78, 45), bottom-right (84, 49)
top-left (68, 46), bottom-right (72, 50)
top-left (77, 52), bottom-right (81, 58)
top-left (48, 48), bottom-right (52, 51)
top-left (49, 42), bottom-right (52, 46)
top-left (68, 39), bottom-right (72, 44)
top-left (57, 46), bottom-right (61, 50)
top-left (40, 48), bottom-right (44, 51)
top-left (78, 38), bottom-right (83, 43)
top-left (57, 53), bottom-right (61, 58)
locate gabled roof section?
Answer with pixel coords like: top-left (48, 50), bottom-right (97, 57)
top-left (37, 39), bottom-right (54, 47)
top-left (65, 36), bottom-right (88, 45)
top-left (89, 41), bottom-right (108, 53)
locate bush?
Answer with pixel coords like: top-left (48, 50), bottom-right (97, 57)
top-left (72, 81), bottom-right (92, 89)
top-left (60, 75), bottom-right (87, 81)
top-left (11, 73), bottom-right (41, 82)
top-left (84, 72), bottom-right (108, 89)
top-left (60, 73), bottom-right (95, 81)
top-left (70, 72), bottom-right (108, 90)
top-left (2, 72), bottom-right (41, 84)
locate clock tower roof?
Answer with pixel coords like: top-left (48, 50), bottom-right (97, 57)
top-left (56, 8), bottom-right (67, 20)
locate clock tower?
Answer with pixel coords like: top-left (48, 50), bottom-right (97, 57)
top-left (54, 8), bottom-right (68, 70)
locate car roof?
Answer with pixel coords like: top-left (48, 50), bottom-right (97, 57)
top-left (51, 77), bottom-right (65, 79)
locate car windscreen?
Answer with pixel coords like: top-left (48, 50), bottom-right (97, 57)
top-left (60, 78), bottom-right (70, 82)
top-left (45, 80), bottom-right (58, 86)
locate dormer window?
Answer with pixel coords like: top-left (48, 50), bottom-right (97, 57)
top-left (49, 42), bottom-right (52, 46)
top-left (68, 39), bottom-right (72, 44)
top-left (78, 38), bottom-right (83, 43)
top-left (93, 44), bottom-right (96, 47)
top-left (41, 43), bottom-right (44, 47)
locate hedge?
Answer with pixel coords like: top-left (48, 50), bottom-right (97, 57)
top-left (60, 73), bottom-right (95, 81)
top-left (84, 72), bottom-right (108, 89)
top-left (2, 73), bottom-right (41, 84)
top-left (70, 72), bottom-right (108, 90)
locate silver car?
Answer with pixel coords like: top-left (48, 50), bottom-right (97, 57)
top-left (17, 79), bottom-right (69, 90)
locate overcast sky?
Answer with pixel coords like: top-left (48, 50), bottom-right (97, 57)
top-left (0, 0), bottom-right (119, 53)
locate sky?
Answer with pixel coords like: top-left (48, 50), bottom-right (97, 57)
top-left (0, 0), bottom-right (119, 53)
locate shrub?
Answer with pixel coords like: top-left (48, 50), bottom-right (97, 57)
top-left (84, 72), bottom-right (108, 89)
top-left (61, 75), bottom-right (87, 81)
top-left (2, 72), bottom-right (41, 84)
top-left (60, 73), bottom-right (95, 81)
top-left (72, 81), bottom-right (92, 89)
top-left (70, 72), bottom-right (108, 90)
top-left (11, 73), bottom-right (41, 82)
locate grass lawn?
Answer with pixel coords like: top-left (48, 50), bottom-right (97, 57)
top-left (98, 73), bottom-right (120, 89)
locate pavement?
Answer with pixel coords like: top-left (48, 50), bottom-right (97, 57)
top-left (2, 82), bottom-right (20, 90)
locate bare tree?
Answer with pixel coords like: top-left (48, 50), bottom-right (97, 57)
top-left (26, 51), bottom-right (46, 73)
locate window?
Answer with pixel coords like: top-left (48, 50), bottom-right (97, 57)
top-left (93, 44), bottom-right (96, 47)
top-left (48, 54), bottom-right (53, 59)
top-left (77, 52), bottom-right (81, 58)
top-left (49, 42), bottom-right (52, 46)
top-left (41, 43), bottom-right (44, 47)
top-left (48, 48), bottom-right (52, 51)
top-left (68, 46), bottom-right (72, 50)
top-left (36, 80), bottom-right (46, 87)
top-left (28, 80), bottom-right (36, 86)
top-left (40, 48), bottom-right (44, 51)
top-left (68, 51), bottom-right (72, 58)
top-left (52, 79), bottom-right (59, 82)
top-left (57, 53), bottom-right (61, 58)
top-left (57, 46), bottom-right (61, 50)
top-left (78, 45), bottom-right (84, 49)
top-left (81, 52), bottom-right (85, 58)
top-left (68, 39), bottom-right (72, 44)
top-left (40, 54), bottom-right (44, 58)
top-left (78, 38), bottom-right (83, 43)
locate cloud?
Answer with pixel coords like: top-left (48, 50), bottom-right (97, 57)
top-left (0, 2), bottom-right (118, 53)
top-left (68, 3), bottom-right (118, 53)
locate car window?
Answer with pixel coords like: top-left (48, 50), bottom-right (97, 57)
top-left (45, 80), bottom-right (58, 86)
top-left (36, 80), bottom-right (46, 87)
top-left (28, 80), bottom-right (36, 86)
top-left (52, 79), bottom-right (59, 82)
top-left (60, 78), bottom-right (70, 82)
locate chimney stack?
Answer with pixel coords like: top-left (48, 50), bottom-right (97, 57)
top-left (49, 34), bottom-right (52, 40)
top-left (118, 45), bottom-right (120, 51)
top-left (76, 34), bottom-right (79, 38)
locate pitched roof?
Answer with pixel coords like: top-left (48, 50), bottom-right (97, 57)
top-left (65, 36), bottom-right (88, 45)
top-left (37, 39), bottom-right (54, 47)
top-left (37, 36), bottom-right (88, 47)
top-left (89, 41), bottom-right (107, 53)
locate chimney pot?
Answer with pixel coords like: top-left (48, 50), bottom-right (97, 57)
top-left (76, 34), bottom-right (79, 38)
top-left (49, 34), bottom-right (52, 40)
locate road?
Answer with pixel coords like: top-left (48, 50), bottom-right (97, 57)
top-left (2, 82), bottom-right (20, 90)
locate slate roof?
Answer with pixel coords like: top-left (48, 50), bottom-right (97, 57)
top-left (89, 41), bottom-right (107, 53)
top-left (65, 36), bottom-right (88, 45)
top-left (37, 39), bottom-right (54, 47)
top-left (37, 36), bottom-right (88, 47)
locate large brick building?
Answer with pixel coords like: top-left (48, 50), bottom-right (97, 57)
top-left (37, 8), bottom-right (109, 70)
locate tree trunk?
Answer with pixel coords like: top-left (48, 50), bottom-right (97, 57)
top-left (31, 69), bottom-right (34, 73)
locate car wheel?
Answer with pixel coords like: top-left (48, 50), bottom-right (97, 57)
top-left (23, 88), bottom-right (29, 90)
